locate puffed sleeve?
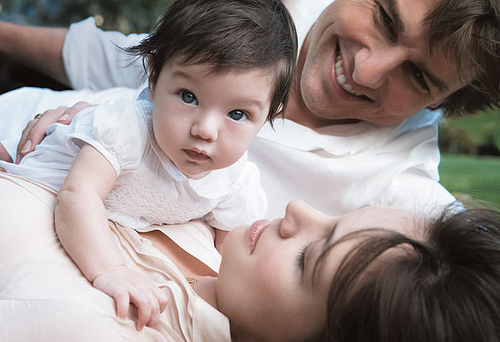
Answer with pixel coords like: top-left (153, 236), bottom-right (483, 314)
top-left (205, 161), bottom-right (268, 230)
top-left (67, 100), bottom-right (147, 176)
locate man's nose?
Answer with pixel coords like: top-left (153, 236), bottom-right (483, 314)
top-left (191, 112), bottom-right (219, 141)
top-left (352, 47), bottom-right (405, 88)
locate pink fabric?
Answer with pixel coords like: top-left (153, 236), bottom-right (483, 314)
top-left (0, 173), bottom-right (230, 341)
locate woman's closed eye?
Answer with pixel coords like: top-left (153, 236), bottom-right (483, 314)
top-left (296, 241), bottom-right (314, 272)
top-left (179, 90), bottom-right (198, 105)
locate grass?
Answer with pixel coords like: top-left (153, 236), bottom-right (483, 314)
top-left (439, 153), bottom-right (500, 207)
top-left (440, 108), bottom-right (500, 148)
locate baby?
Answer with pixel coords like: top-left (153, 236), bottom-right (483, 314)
top-left (0, 0), bottom-right (297, 323)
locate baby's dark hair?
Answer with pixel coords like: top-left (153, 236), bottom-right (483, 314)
top-left (127, 0), bottom-right (297, 123)
top-left (310, 204), bottom-right (500, 342)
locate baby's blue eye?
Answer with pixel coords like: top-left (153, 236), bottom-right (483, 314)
top-left (179, 90), bottom-right (198, 105)
top-left (228, 110), bottom-right (248, 122)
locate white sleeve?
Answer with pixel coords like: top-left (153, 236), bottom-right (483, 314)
top-left (67, 101), bottom-right (147, 175)
top-left (62, 18), bottom-right (148, 90)
top-left (0, 87), bottom-right (140, 161)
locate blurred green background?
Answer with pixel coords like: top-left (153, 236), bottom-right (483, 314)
top-left (1, 0), bottom-right (499, 206)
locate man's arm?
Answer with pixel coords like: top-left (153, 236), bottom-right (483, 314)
top-left (0, 21), bottom-right (69, 86)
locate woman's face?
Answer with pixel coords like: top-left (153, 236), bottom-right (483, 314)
top-left (217, 200), bottom-right (418, 341)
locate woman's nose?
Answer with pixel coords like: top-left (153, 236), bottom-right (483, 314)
top-left (352, 47), bottom-right (405, 88)
top-left (190, 113), bottom-right (219, 141)
top-left (279, 200), bottom-right (329, 239)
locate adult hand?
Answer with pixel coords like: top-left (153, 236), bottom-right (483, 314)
top-left (92, 266), bottom-right (168, 331)
top-left (16, 101), bottom-right (95, 163)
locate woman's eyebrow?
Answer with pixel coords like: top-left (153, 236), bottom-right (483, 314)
top-left (322, 223), bottom-right (338, 252)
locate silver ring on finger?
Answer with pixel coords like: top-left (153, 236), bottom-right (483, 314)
top-left (33, 113), bottom-right (43, 120)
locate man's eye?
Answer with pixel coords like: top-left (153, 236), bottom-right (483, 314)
top-left (376, 3), bottom-right (395, 39)
top-left (179, 90), bottom-right (198, 105)
top-left (407, 63), bottom-right (430, 93)
top-left (227, 110), bottom-right (248, 122)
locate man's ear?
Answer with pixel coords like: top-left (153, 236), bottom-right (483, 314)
top-left (428, 100), bottom-right (443, 110)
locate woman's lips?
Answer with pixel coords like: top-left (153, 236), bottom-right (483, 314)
top-left (248, 219), bottom-right (271, 254)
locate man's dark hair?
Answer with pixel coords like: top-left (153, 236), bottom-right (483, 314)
top-left (427, 0), bottom-right (499, 116)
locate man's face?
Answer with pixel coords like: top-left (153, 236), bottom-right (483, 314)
top-left (294, 0), bottom-right (467, 127)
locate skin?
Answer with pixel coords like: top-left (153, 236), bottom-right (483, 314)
top-left (205, 200), bottom-right (419, 341)
top-left (55, 59), bottom-right (273, 330)
top-left (286, 0), bottom-right (467, 128)
top-left (9, 0), bottom-right (472, 159)
top-left (150, 59), bottom-right (272, 178)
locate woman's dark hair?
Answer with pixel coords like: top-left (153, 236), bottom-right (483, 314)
top-left (126, 0), bottom-right (297, 124)
top-left (310, 204), bottom-right (500, 342)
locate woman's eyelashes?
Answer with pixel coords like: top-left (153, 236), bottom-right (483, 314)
top-left (296, 241), bottom-right (314, 272)
top-left (179, 90), bottom-right (198, 105)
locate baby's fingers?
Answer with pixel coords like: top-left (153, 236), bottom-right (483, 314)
top-left (114, 290), bottom-right (131, 321)
top-left (154, 286), bottom-right (169, 313)
top-left (133, 292), bottom-right (160, 330)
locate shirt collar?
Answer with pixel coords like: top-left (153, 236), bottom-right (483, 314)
top-left (192, 297), bottom-right (232, 342)
top-left (257, 118), bottom-right (398, 156)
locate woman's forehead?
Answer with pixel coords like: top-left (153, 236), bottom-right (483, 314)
top-left (339, 206), bottom-right (420, 237)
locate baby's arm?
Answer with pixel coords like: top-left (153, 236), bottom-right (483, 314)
top-left (55, 144), bottom-right (167, 330)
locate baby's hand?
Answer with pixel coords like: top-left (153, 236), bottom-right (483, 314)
top-left (92, 266), bottom-right (168, 330)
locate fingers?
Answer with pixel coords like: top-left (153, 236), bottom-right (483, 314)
top-left (16, 105), bottom-right (67, 163)
top-left (92, 268), bottom-right (167, 331)
top-left (15, 101), bottom-right (96, 163)
top-left (114, 290), bottom-right (131, 321)
top-left (154, 285), bottom-right (169, 314)
top-left (133, 292), bottom-right (160, 331)
top-left (130, 285), bottom-right (168, 330)
top-left (58, 101), bottom-right (96, 124)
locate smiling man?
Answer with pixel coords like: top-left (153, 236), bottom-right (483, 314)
top-left (0, 0), bottom-right (498, 220)
top-left (293, 0), bottom-right (468, 126)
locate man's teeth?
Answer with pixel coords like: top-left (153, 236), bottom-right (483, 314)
top-left (335, 56), bottom-right (361, 96)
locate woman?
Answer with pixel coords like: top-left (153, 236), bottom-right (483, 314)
top-left (1, 172), bottom-right (500, 341)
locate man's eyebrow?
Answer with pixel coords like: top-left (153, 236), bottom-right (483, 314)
top-left (386, 0), bottom-right (404, 42)
top-left (387, 0), bottom-right (448, 94)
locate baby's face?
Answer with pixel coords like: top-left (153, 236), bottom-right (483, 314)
top-left (150, 59), bottom-right (272, 178)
